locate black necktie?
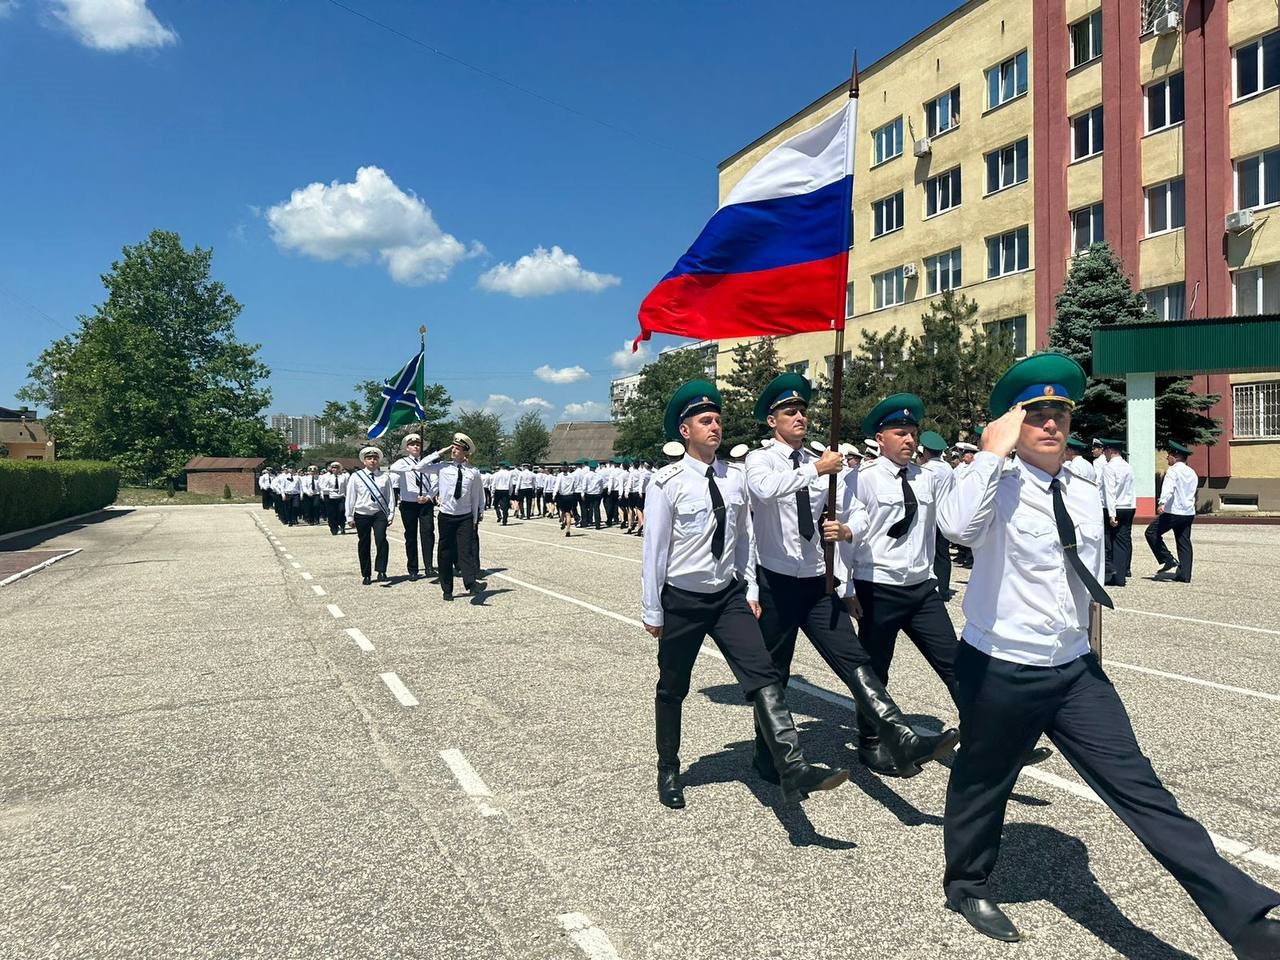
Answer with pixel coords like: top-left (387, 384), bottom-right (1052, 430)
top-left (453, 464), bottom-right (463, 499)
top-left (705, 466), bottom-right (726, 559)
top-left (790, 451), bottom-right (815, 541)
top-left (1050, 478), bottom-right (1114, 609)
top-left (886, 467), bottom-right (917, 538)
top-left (412, 457), bottom-right (421, 496)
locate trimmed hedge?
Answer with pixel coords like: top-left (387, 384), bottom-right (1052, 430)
top-left (0, 460), bottom-right (120, 535)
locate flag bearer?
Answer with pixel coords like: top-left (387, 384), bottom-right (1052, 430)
top-left (642, 380), bottom-right (850, 809)
top-left (388, 434), bottom-right (438, 581)
top-left (936, 355), bottom-right (1280, 955)
top-left (345, 447), bottom-right (396, 585)
top-left (1146, 441), bottom-right (1198, 583)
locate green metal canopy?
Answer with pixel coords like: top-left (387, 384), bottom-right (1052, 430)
top-left (1092, 314), bottom-right (1280, 377)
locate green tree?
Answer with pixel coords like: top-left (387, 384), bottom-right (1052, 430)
top-left (810, 326), bottom-right (911, 445)
top-left (453, 409), bottom-right (504, 467)
top-left (614, 348), bottom-right (710, 459)
top-left (1049, 242), bottom-right (1220, 446)
top-left (504, 410), bottom-right (551, 465)
top-left (318, 378), bottom-right (452, 457)
top-left (18, 230), bottom-right (282, 485)
top-left (719, 338), bottom-right (782, 451)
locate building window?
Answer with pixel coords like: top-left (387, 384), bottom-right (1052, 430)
top-left (1142, 0), bottom-right (1180, 34)
top-left (785, 360), bottom-right (810, 378)
top-left (1236, 149), bottom-right (1280, 210)
top-left (986, 226), bottom-right (1030, 278)
top-left (925, 86), bottom-right (960, 137)
top-left (872, 117), bottom-right (903, 166)
top-left (923, 248), bottom-right (962, 294)
top-left (1145, 283), bottom-right (1186, 320)
top-left (872, 266), bottom-right (906, 310)
top-left (825, 351), bottom-right (852, 380)
top-left (1072, 106), bottom-right (1104, 160)
top-left (1234, 382), bottom-right (1280, 439)
top-left (1070, 10), bottom-right (1103, 69)
top-left (872, 191), bottom-right (905, 237)
top-left (1145, 178), bottom-right (1186, 234)
top-left (986, 138), bottom-right (1029, 194)
top-left (1234, 263), bottom-right (1280, 314)
top-left (1072, 203), bottom-right (1105, 252)
top-left (1146, 73), bottom-right (1185, 132)
top-left (986, 51), bottom-right (1028, 109)
top-left (1234, 30), bottom-right (1280, 100)
top-left (925, 167), bottom-right (962, 217)
top-left (985, 315), bottom-right (1028, 358)
top-left (845, 281), bottom-right (855, 319)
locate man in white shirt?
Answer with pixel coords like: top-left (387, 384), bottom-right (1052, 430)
top-left (387, 434), bottom-right (438, 580)
top-left (1099, 438), bottom-right (1136, 586)
top-left (491, 462), bottom-right (513, 525)
top-left (745, 374), bottom-right (956, 784)
top-left (404, 433), bottom-right (486, 600)
top-left (1146, 441), bottom-right (1198, 583)
top-left (278, 467), bottom-right (302, 527)
top-left (917, 430), bottom-right (955, 601)
top-left (318, 461), bottom-right (348, 535)
top-left (642, 379), bottom-right (848, 808)
top-left (936, 354), bottom-right (1280, 952)
top-left (344, 447), bottom-right (396, 584)
top-left (534, 467), bottom-right (547, 517)
top-left (258, 468), bottom-right (274, 511)
top-left (583, 460), bottom-right (605, 529)
top-left (1062, 435), bottom-right (1096, 482)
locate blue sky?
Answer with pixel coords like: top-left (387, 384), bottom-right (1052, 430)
top-left (1, 0), bottom-right (958, 425)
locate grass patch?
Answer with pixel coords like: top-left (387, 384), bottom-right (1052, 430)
top-left (115, 487), bottom-right (258, 506)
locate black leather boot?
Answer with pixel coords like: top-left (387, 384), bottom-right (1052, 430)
top-left (849, 666), bottom-right (958, 777)
top-left (655, 696), bottom-right (685, 809)
top-left (753, 684), bottom-right (849, 803)
top-left (855, 707), bottom-right (899, 776)
top-left (750, 721), bottom-right (780, 784)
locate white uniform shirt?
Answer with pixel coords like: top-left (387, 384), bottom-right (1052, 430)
top-left (388, 456), bottom-right (438, 503)
top-left (585, 469), bottom-right (604, 495)
top-left (1101, 455), bottom-right (1136, 517)
top-left (491, 468), bottom-right (512, 492)
top-left (258, 471), bottom-right (272, 492)
top-left (1159, 460), bottom-right (1198, 516)
top-left (518, 469), bottom-right (535, 490)
top-left (545, 474), bottom-right (559, 497)
top-left (279, 474), bottom-right (301, 495)
top-left (301, 474), bottom-right (322, 496)
top-left (937, 452), bottom-right (1105, 667)
top-left (408, 452), bottom-right (485, 521)
top-left (641, 455), bottom-right (756, 627)
top-left (319, 472), bottom-right (348, 500)
top-left (1063, 455), bottom-right (1096, 483)
top-left (535, 473), bottom-right (547, 491)
top-left (850, 456), bottom-right (949, 587)
top-left (344, 468), bottom-right (395, 520)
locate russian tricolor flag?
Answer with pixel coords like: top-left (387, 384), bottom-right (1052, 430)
top-left (635, 100), bottom-right (855, 349)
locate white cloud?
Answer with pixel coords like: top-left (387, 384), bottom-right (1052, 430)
top-left (49, 0), bottom-right (177, 51)
top-left (534, 364), bottom-right (589, 385)
top-left (561, 401), bottom-right (611, 421)
top-left (610, 338), bottom-right (652, 374)
top-left (0, 2), bottom-right (18, 19)
top-left (454, 394), bottom-right (552, 424)
top-left (265, 166), bottom-right (482, 285)
top-left (478, 245), bottom-right (620, 298)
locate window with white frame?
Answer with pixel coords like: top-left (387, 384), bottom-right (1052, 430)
top-left (825, 351), bottom-right (852, 380)
top-left (1072, 203), bottom-right (1105, 252)
top-left (872, 117), bottom-right (903, 166)
top-left (986, 138), bottom-right (1029, 193)
top-left (845, 281), bottom-right (855, 319)
top-left (1234, 263), bottom-right (1280, 314)
top-left (924, 248), bottom-right (962, 294)
top-left (1234, 381), bottom-right (1280, 439)
top-left (925, 86), bottom-right (960, 137)
top-left (1234, 30), bottom-right (1280, 100)
top-left (1145, 283), bottom-right (1186, 320)
top-left (1070, 11), bottom-right (1103, 69)
top-left (984, 315), bottom-right (1028, 357)
top-left (1146, 178), bottom-right (1186, 234)
top-left (986, 226), bottom-right (1030, 277)
top-left (1146, 73), bottom-right (1185, 132)
top-left (986, 51), bottom-right (1028, 109)
top-left (1235, 149), bottom-right (1280, 210)
top-left (785, 360), bottom-right (810, 378)
top-left (872, 266), bottom-right (906, 310)
top-left (925, 167), bottom-right (962, 217)
top-left (1072, 106), bottom-right (1104, 160)
top-left (872, 191), bottom-right (905, 237)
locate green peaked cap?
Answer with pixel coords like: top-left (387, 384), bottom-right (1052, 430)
top-left (753, 372), bottom-right (812, 422)
top-left (919, 430), bottom-right (948, 453)
top-left (988, 352), bottom-right (1087, 418)
top-left (861, 393), bottom-right (925, 437)
top-left (664, 380), bottom-right (722, 441)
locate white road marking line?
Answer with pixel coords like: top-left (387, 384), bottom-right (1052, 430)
top-left (311, 585), bottom-right (326, 596)
top-left (326, 604), bottom-right (344, 619)
top-left (1104, 660), bottom-right (1280, 703)
top-left (284, 553), bottom-right (294, 560)
top-left (1116, 607), bottom-right (1280, 639)
top-left (439, 748), bottom-right (504, 818)
top-left (380, 671), bottom-right (419, 707)
top-left (290, 561), bottom-right (301, 569)
top-left (301, 572), bottom-right (313, 580)
top-left (557, 913), bottom-right (623, 960)
top-left (493, 570), bottom-right (1280, 877)
top-left (0, 548), bottom-right (81, 588)
top-left (345, 627), bottom-right (375, 652)
top-left (487, 529), bottom-right (642, 564)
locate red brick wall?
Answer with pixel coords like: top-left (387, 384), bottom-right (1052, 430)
top-left (187, 471), bottom-right (256, 497)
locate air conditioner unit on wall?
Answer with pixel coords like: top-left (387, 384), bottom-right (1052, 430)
top-left (913, 138), bottom-right (931, 157)
top-left (1153, 12), bottom-right (1181, 35)
top-left (901, 262), bottom-right (918, 279)
top-left (1226, 209), bottom-right (1255, 233)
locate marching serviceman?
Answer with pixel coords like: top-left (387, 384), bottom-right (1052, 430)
top-left (917, 430), bottom-right (954, 601)
top-left (279, 466), bottom-right (302, 527)
top-left (318, 461), bottom-right (349, 535)
top-left (388, 434), bottom-right (438, 581)
top-left (1146, 441), bottom-right (1198, 583)
top-left (492, 462), bottom-right (513, 525)
top-left (936, 354), bottom-right (1280, 955)
top-left (744, 374), bottom-right (957, 784)
top-left (517, 463), bottom-right (535, 520)
top-left (534, 466), bottom-right (547, 517)
top-left (1100, 437), bottom-right (1136, 586)
top-left (345, 447), bottom-right (396, 585)
top-left (406, 433), bottom-right (486, 600)
top-left (642, 380), bottom-right (850, 809)
top-left (584, 460), bottom-right (605, 529)
top-left (1062, 435), bottom-right (1096, 482)
top-left (301, 466), bottom-right (323, 525)
top-left (258, 467), bottom-right (274, 511)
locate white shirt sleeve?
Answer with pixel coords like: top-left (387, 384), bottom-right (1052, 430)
top-left (746, 451), bottom-right (819, 500)
top-left (937, 451), bottom-right (1005, 547)
top-left (641, 484), bottom-right (673, 628)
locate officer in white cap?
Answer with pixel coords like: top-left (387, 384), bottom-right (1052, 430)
top-left (401, 433), bottom-right (486, 600)
top-left (387, 433), bottom-right (438, 580)
top-left (345, 447), bottom-right (396, 584)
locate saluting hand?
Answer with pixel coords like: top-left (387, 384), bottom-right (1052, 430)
top-left (981, 407), bottom-right (1025, 458)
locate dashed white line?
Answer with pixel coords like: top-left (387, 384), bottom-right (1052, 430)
top-left (284, 553), bottom-right (294, 560)
top-left (439, 748), bottom-right (503, 818)
top-left (1116, 607), bottom-right (1280, 638)
top-left (345, 627), bottom-right (375, 652)
top-left (557, 913), bottom-right (623, 960)
top-left (290, 561), bottom-right (301, 569)
top-left (380, 671), bottom-right (419, 707)
top-left (301, 572), bottom-right (313, 581)
top-left (311, 585), bottom-right (326, 596)
top-left (326, 604), bottom-right (344, 619)
top-left (1104, 660), bottom-right (1280, 703)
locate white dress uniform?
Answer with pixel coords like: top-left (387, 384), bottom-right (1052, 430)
top-left (1146, 458), bottom-right (1199, 582)
top-left (1100, 453), bottom-right (1136, 585)
top-left (344, 466), bottom-right (395, 580)
top-left (491, 466), bottom-right (514, 524)
top-left (387, 454), bottom-right (439, 576)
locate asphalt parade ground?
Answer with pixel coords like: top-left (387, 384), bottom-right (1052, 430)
top-left (2, 506), bottom-right (1278, 959)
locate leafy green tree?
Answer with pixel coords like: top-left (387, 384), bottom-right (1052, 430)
top-left (1049, 242), bottom-right (1220, 446)
top-left (614, 348), bottom-right (709, 459)
top-left (504, 410), bottom-right (551, 465)
top-left (19, 230), bottom-right (282, 485)
top-left (810, 326), bottom-right (911, 445)
top-left (719, 338), bottom-right (782, 451)
top-left (452, 409), bottom-right (504, 467)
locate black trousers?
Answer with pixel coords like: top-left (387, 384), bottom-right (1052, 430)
top-left (656, 580), bottom-right (780, 705)
top-left (519, 488), bottom-right (534, 517)
top-left (1105, 508), bottom-right (1136, 584)
top-left (852, 578), bottom-right (958, 692)
top-left (261, 489), bottom-right (272, 510)
top-left (536, 490), bottom-right (544, 514)
top-left (284, 493), bottom-right (300, 525)
top-left (584, 493), bottom-right (602, 527)
top-left (353, 511), bottom-right (388, 578)
top-left (1146, 513), bottom-right (1194, 582)
top-left (944, 643), bottom-right (1280, 943)
top-left (934, 530), bottom-right (952, 596)
top-left (437, 512), bottom-right (480, 595)
top-left (605, 491), bottom-right (618, 525)
top-left (398, 500), bottom-right (436, 573)
top-left (754, 566), bottom-right (871, 688)
top-left (303, 494), bottom-right (321, 525)
top-left (494, 490), bottom-right (511, 524)
top-left (484, 488), bottom-right (492, 508)
top-left (325, 497), bottom-right (344, 534)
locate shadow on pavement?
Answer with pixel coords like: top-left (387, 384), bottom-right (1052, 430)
top-left (1, 508), bottom-right (133, 551)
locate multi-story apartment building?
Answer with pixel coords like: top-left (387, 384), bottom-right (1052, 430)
top-left (715, 0), bottom-right (1280, 508)
top-left (609, 339), bottom-right (719, 419)
top-left (268, 414), bottom-right (335, 450)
